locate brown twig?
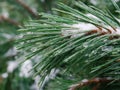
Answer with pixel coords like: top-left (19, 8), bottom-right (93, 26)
top-left (0, 15), bottom-right (22, 27)
top-left (92, 83), bottom-right (100, 90)
top-left (0, 76), bottom-right (3, 84)
top-left (85, 26), bottom-right (113, 36)
top-left (69, 78), bottom-right (114, 90)
top-left (16, 0), bottom-right (38, 18)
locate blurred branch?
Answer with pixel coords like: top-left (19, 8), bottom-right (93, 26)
top-left (16, 0), bottom-right (39, 18)
top-left (0, 76), bottom-right (3, 84)
top-left (0, 15), bottom-right (22, 27)
top-left (69, 78), bottom-right (114, 90)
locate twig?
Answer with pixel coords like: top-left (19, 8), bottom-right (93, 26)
top-left (0, 76), bottom-right (3, 84)
top-left (16, 0), bottom-right (38, 18)
top-left (69, 78), bottom-right (114, 90)
top-left (0, 15), bottom-right (22, 27)
top-left (85, 27), bottom-right (112, 36)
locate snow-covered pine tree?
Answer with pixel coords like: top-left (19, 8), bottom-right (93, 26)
top-left (17, 0), bottom-right (120, 90)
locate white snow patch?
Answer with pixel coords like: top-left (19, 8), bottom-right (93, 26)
top-left (2, 9), bottom-right (9, 18)
top-left (7, 61), bottom-right (18, 73)
top-left (71, 23), bottom-right (97, 31)
top-left (90, 0), bottom-right (98, 5)
top-left (115, 0), bottom-right (120, 2)
top-left (1, 73), bottom-right (8, 78)
top-left (31, 76), bottom-right (40, 90)
top-left (19, 60), bottom-right (33, 78)
top-left (62, 22), bottom-right (120, 38)
top-left (82, 79), bottom-right (88, 83)
top-left (5, 47), bottom-right (17, 57)
top-left (115, 27), bottom-right (120, 35)
top-left (62, 23), bottom-right (97, 37)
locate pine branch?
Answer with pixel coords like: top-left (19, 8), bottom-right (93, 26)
top-left (69, 78), bottom-right (115, 90)
top-left (0, 15), bottom-right (22, 27)
top-left (17, 1), bottom-right (120, 89)
top-left (16, 0), bottom-right (39, 18)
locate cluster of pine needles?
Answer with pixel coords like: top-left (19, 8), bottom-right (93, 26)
top-left (17, 1), bottom-right (120, 90)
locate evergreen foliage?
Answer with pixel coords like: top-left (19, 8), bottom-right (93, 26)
top-left (17, 1), bottom-right (120, 90)
top-left (0, 0), bottom-right (120, 90)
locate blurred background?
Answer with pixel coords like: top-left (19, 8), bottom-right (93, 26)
top-left (0, 0), bottom-right (120, 90)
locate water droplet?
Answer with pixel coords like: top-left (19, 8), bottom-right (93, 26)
top-left (91, 50), bottom-right (97, 55)
top-left (101, 46), bottom-right (113, 52)
top-left (31, 47), bottom-right (37, 52)
top-left (83, 42), bottom-right (88, 48)
top-left (103, 39), bottom-right (108, 42)
top-left (85, 54), bottom-right (89, 57)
